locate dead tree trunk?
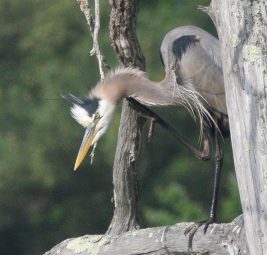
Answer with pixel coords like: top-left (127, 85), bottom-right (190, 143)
top-left (106, 0), bottom-right (146, 236)
top-left (208, 1), bottom-right (267, 254)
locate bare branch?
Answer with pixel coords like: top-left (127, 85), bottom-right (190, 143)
top-left (90, 0), bottom-right (100, 55)
top-left (76, 0), bottom-right (94, 33)
top-left (76, 0), bottom-right (108, 80)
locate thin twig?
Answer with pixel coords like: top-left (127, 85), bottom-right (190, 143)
top-left (76, 0), bottom-right (94, 33)
top-left (76, 0), bottom-right (108, 80)
top-left (90, 0), bottom-right (100, 55)
top-left (91, 0), bottom-right (105, 80)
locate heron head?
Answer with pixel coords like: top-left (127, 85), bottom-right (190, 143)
top-left (65, 94), bottom-right (115, 170)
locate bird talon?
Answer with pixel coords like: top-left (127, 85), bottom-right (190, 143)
top-left (184, 218), bottom-right (214, 249)
top-left (203, 217), bottom-right (214, 233)
top-left (184, 223), bottom-right (197, 236)
top-left (184, 223), bottom-right (199, 250)
top-left (203, 222), bottom-right (209, 234)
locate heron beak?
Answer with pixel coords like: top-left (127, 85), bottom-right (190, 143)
top-left (74, 124), bottom-right (98, 171)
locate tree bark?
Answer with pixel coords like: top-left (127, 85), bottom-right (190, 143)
top-left (44, 216), bottom-right (247, 255)
top-left (209, 1), bottom-right (267, 254)
top-left (106, 0), bottom-right (146, 235)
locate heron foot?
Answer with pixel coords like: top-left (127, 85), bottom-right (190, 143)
top-left (184, 217), bottom-right (214, 250)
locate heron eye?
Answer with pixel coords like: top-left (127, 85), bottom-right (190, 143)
top-left (95, 111), bottom-right (100, 119)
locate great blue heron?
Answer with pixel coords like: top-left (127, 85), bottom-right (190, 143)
top-left (64, 25), bottom-right (228, 246)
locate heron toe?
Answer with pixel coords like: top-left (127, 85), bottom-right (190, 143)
top-left (184, 216), bottom-right (215, 249)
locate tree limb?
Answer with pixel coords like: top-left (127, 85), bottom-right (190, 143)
top-left (76, 0), bottom-right (108, 80)
top-left (44, 215), bottom-right (248, 255)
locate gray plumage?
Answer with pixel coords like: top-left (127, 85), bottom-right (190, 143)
top-left (65, 25), bottom-right (228, 170)
top-left (161, 26), bottom-right (226, 116)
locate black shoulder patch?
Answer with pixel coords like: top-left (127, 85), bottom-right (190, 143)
top-left (172, 35), bottom-right (199, 60)
top-left (63, 93), bottom-right (100, 117)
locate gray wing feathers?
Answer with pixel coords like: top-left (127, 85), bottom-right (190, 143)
top-left (160, 25), bottom-right (227, 115)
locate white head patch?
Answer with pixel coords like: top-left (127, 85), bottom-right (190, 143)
top-left (71, 104), bottom-right (93, 128)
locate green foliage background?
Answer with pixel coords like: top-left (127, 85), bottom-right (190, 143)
top-left (0, 0), bottom-right (241, 254)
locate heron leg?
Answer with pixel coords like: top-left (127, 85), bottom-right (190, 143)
top-left (127, 97), bottom-right (157, 141)
top-left (184, 124), bottom-right (223, 249)
top-left (127, 97), bottom-right (211, 160)
top-left (127, 97), bottom-right (224, 248)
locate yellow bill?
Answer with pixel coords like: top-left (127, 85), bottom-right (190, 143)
top-left (74, 125), bottom-right (97, 170)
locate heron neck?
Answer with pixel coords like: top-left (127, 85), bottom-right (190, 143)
top-left (91, 69), bottom-right (173, 106)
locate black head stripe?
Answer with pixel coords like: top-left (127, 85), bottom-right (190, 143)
top-left (81, 97), bottom-right (99, 117)
top-left (63, 93), bottom-right (100, 117)
top-left (62, 93), bottom-right (83, 105)
top-left (172, 35), bottom-right (199, 60)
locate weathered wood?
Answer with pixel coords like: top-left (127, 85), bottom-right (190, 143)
top-left (44, 216), bottom-right (247, 255)
top-left (106, 0), bottom-right (146, 235)
top-left (209, 0), bottom-right (267, 254)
